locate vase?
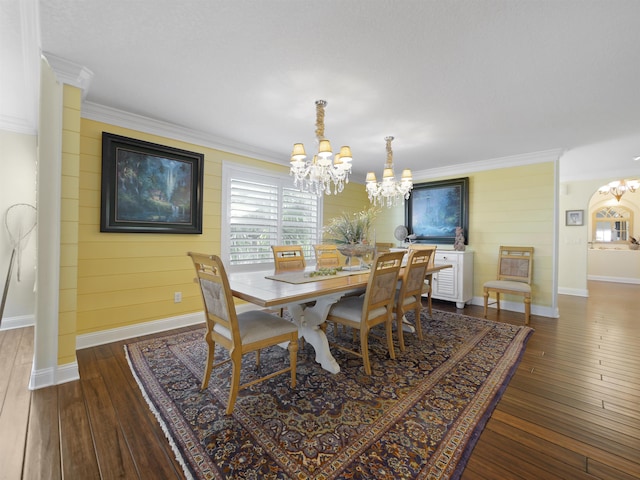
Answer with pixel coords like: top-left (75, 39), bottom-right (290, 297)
top-left (337, 243), bottom-right (374, 270)
top-left (630, 244), bottom-right (639, 250)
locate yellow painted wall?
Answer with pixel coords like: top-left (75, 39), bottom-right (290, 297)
top-left (58, 85), bottom-right (81, 365)
top-left (75, 119), bottom-right (368, 338)
top-left (468, 162), bottom-right (555, 307)
top-left (322, 183), bottom-right (370, 225)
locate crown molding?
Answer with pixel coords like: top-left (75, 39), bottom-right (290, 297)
top-left (0, 115), bottom-right (37, 135)
top-left (411, 149), bottom-right (564, 182)
top-left (42, 52), bottom-right (94, 98)
top-left (82, 101), bottom-right (284, 165)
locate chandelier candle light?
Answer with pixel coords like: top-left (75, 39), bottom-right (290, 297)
top-left (598, 179), bottom-right (639, 202)
top-left (290, 100), bottom-right (353, 196)
top-left (366, 136), bottom-right (413, 207)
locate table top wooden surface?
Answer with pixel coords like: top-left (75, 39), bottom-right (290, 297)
top-left (229, 264), bottom-right (451, 308)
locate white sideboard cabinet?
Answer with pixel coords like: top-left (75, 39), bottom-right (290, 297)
top-left (430, 250), bottom-right (473, 308)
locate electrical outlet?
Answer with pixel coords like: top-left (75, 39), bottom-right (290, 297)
top-left (174, 291), bottom-right (182, 303)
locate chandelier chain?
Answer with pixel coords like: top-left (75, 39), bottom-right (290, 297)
top-left (315, 100), bottom-right (326, 140)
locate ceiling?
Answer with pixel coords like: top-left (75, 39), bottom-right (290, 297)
top-left (4, 1), bottom-right (640, 182)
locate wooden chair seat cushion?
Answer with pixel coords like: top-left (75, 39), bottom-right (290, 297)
top-left (328, 296), bottom-right (387, 323)
top-left (394, 290), bottom-right (420, 307)
top-left (213, 310), bottom-right (298, 343)
top-left (484, 280), bottom-right (531, 293)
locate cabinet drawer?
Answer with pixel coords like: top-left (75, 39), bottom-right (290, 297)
top-left (435, 252), bottom-right (459, 265)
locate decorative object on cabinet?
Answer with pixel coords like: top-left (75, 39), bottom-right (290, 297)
top-left (454, 226), bottom-right (466, 251)
top-left (100, 132), bottom-right (204, 234)
top-left (406, 177), bottom-right (469, 245)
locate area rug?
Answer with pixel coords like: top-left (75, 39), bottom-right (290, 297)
top-left (125, 310), bottom-right (533, 479)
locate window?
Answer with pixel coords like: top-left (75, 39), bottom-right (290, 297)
top-left (592, 206), bottom-right (633, 243)
top-left (222, 163), bottom-right (322, 271)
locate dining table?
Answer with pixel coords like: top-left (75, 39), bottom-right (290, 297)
top-left (229, 264), bottom-right (451, 374)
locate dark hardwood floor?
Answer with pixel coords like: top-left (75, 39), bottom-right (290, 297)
top-left (1, 280), bottom-right (638, 479)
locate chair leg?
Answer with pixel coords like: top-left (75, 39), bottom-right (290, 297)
top-left (414, 305), bottom-right (423, 341)
top-left (226, 352), bottom-right (242, 415)
top-left (524, 296), bottom-right (531, 325)
top-left (496, 293), bottom-right (501, 312)
top-left (288, 336), bottom-right (298, 388)
top-left (483, 289), bottom-right (489, 318)
top-left (201, 334), bottom-right (215, 390)
top-left (396, 312), bottom-right (406, 352)
top-left (360, 327), bottom-right (372, 375)
top-left (385, 315), bottom-right (396, 361)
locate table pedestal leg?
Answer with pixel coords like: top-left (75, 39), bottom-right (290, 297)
top-left (287, 294), bottom-right (348, 374)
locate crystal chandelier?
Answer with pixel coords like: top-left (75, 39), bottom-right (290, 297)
top-left (289, 100), bottom-right (353, 196)
top-left (598, 179), bottom-right (639, 202)
top-left (366, 136), bottom-right (413, 207)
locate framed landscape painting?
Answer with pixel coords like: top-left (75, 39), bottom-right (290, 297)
top-left (405, 177), bottom-right (469, 245)
top-left (100, 132), bottom-right (204, 233)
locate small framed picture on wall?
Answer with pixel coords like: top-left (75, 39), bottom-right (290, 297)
top-left (566, 210), bottom-right (584, 226)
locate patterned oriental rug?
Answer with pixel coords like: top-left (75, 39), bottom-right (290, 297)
top-left (125, 310), bottom-right (533, 480)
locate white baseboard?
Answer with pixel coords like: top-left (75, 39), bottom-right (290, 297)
top-left (587, 275), bottom-right (640, 285)
top-left (0, 314), bottom-right (35, 331)
top-left (29, 361), bottom-right (81, 390)
top-left (76, 311), bottom-right (206, 350)
top-left (558, 287), bottom-right (589, 297)
top-left (468, 296), bottom-right (559, 319)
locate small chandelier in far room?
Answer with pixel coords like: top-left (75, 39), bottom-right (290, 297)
top-left (598, 179), bottom-right (639, 202)
top-left (289, 100), bottom-right (353, 196)
top-left (366, 136), bottom-right (413, 207)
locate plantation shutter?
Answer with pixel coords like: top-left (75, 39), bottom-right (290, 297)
top-left (224, 164), bottom-right (321, 270)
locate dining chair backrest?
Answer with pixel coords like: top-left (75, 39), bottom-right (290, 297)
top-left (189, 252), bottom-right (239, 345)
top-left (271, 245), bottom-right (306, 272)
top-left (394, 248), bottom-right (435, 350)
top-left (399, 248), bottom-right (435, 302)
top-left (362, 251), bottom-right (405, 318)
top-left (408, 244), bottom-right (437, 268)
top-left (496, 246), bottom-right (534, 284)
top-left (375, 242), bottom-right (394, 255)
top-left (313, 244), bottom-right (341, 268)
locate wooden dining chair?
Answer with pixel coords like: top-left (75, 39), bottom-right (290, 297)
top-left (325, 251), bottom-right (404, 375)
top-left (395, 247), bottom-right (436, 351)
top-left (408, 244), bottom-right (437, 316)
top-left (188, 252), bottom-right (298, 415)
top-left (313, 244), bottom-right (341, 268)
top-left (271, 245), bottom-right (306, 272)
top-left (375, 242), bottom-right (394, 255)
top-left (483, 246), bottom-right (534, 325)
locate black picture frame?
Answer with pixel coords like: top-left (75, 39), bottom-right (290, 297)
top-left (100, 132), bottom-right (204, 234)
top-left (405, 177), bottom-right (469, 245)
top-left (565, 209), bottom-right (584, 226)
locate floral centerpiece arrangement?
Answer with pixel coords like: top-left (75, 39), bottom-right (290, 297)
top-left (323, 207), bottom-right (379, 268)
top-left (630, 236), bottom-right (639, 250)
